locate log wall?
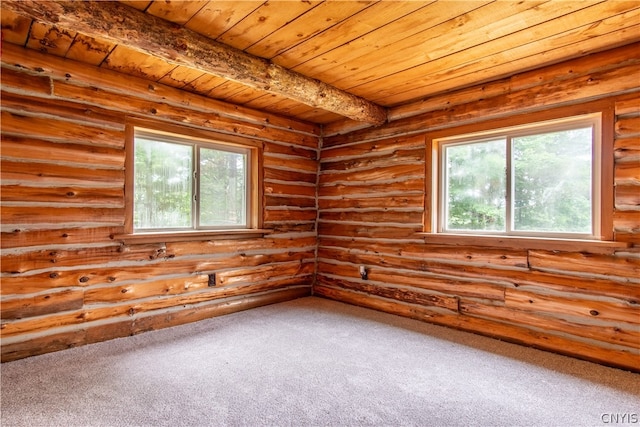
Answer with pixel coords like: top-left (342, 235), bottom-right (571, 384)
top-left (316, 43), bottom-right (640, 372)
top-left (2, 41), bottom-right (639, 371)
top-left (0, 44), bottom-right (319, 361)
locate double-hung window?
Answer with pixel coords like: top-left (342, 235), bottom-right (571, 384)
top-left (123, 122), bottom-right (261, 238)
top-left (432, 113), bottom-right (602, 240)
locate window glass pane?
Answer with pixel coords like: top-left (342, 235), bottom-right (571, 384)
top-left (513, 127), bottom-right (592, 233)
top-left (134, 138), bottom-right (192, 229)
top-left (199, 147), bottom-right (247, 227)
top-left (445, 139), bottom-right (506, 231)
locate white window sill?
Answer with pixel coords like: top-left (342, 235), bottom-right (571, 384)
top-left (114, 229), bottom-right (273, 244)
top-left (415, 233), bottom-right (629, 254)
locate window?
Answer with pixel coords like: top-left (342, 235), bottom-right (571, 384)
top-left (123, 122), bottom-right (261, 237)
top-left (433, 113), bottom-right (601, 240)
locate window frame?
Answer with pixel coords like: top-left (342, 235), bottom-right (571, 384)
top-left (436, 113), bottom-right (601, 239)
top-left (422, 101), bottom-right (620, 250)
top-left (119, 118), bottom-right (267, 243)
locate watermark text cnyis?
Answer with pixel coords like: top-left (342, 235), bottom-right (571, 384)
top-left (601, 413), bottom-right (639, 424)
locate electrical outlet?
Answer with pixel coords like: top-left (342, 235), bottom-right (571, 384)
top-left (208, 273), bottom-right (216, 287)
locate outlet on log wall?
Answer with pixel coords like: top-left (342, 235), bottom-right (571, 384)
top-left (0, 44), bottom-right (319, 362)
top-left (316, 43), bottom-right (640, 372)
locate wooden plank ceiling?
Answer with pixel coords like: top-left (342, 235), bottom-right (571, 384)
top-left (2, 1), bottom-right (639, 126)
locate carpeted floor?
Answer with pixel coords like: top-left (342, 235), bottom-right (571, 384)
top-left (1, 296), bottom-right (638, 427)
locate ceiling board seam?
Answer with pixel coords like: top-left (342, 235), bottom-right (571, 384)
top-left (328, 0), bottom-right (541, 91)
top-left (339, 1), bottom-right (637, 97)
top-left (300, 0), bottom-right (494, 87)
top-left (271, 0), bottom-right (381, 62)
top-left (288, 0), bottom-right (437, 71)
top-left (378, 14), bottom-right (640, 106)
top-left (182, 0), bottom-right (213, 28)
top-left (223, 1), bottom-right (328, 55)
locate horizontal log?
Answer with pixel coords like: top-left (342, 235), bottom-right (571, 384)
top-left (1, 160), bottom-right (124, 187)
top-left (264, 209), bottom-right (317, 223)
top-left (171, 250), bottom-right (317, 278)
top-left (504, 288), bottom-right (638, 324)
top-left (0, 134), bottom-right (124, 169)
top-left (1, 185), bottom-right (123, 207)
top-left (264, 182), bottom-right (316, 198)
top-left (84, 319), bottom-right (135, 347)
top-left (321, 148), bottom-right (425, 172)
top-left (132, 279), bottom-right (312, 315)
top-left (2, 279), bottom-right (312, 339)
top-left (1, 270), bottom-right (107, 296)
top-left (615, 96), bottom-right (640, 116)
top-left (215, 261), bottom-right (314, 287)
top-left (0, 67), bottom-right (51, 95)
top-left (614, 230), bottom-right (640, 244)
top-left (263, 222), bottom-right (316, 233)
top-left (318, 248), bottom-right (520, 284)
top-left (326, 65), bottom-right (639, 147)
top-left (318, 239), bottom-right (528, 268)
top-left (264, 167), bottom-right (316, 184)
top-left (460, 300), bottom-right (640, 350)
top-left (318, 195), bottom-right (424, 210)
top-left (1, 206), bottom-right (124, 228)
top-left (1, 89), bottom-right (125, 128)
top-left (1, 288), bottom-right (310, 362)
top-left (318, 261), bottom-right (506, 301)
top-left (1, 226), bottom-right (121, 250)
top-left (319, 210), bottom-right (423, 224)
top-left (435, 264), bottom-right (640, 303)
top-left (263, 154), bottom-right (318, 174)
top-left (0, 308), bottom-right (86, 338)
top-left (321, 134), bottom-right (425, 158)
top-left (317, 276), bottom-right (459, 312)
top-left (0, 110), bottom-right (124, 148)
top-left (318, 178), bottom-right (424, 197)
top-left (53, 80), bottom-right (318, 148)
top-left (264, 142), bottom-right (317, 160)
top-left (130, 287), bottom-right (311, 335)
top-left (318, 223), bottom-right (421, 239)
top-left (320, 163), bottom-right (424, 184)
top-left (265, 195), bottom-right (316, 209)
top-left (317, 237), bottom-right (639, 300)
top-left (94, 280), bottom-right (309, 322)
top-left (613, 210), bottom-right (640, 234)
top-left (615, 161), bottom-right (640, 184)
top-left (1, 289), bottom-right (84, 320)
top-left (1, 242), bottom-right (161, 274)
top-left (616, 185), bottom-right (640, 209)
top-left (314, 286), bottom-right (640, 372)
top-left (165, 236), bottom-right (317, 257)
top-left (0, 43), bottom-right (319, 137)
top-left (84, 275), bottom-right (210, 304)
top-left (314, 284), bottom-right (456, 324)
top-left (616, 116), bottom-right (640, 138)
top-left (1, 246), bottom-right (315, 295)
top-left (1, 329), bottom-right (86, 363)
top-left (528, 250), bottom-right (640, 281)
top-left (614, 137), bottom-right (640, 162)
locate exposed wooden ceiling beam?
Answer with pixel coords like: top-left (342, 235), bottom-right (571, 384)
top-left (3, 0), bottom-right (387, 125)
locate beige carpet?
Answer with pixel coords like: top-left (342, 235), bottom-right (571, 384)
top-left (1, 296), bottom-right (638, 426)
